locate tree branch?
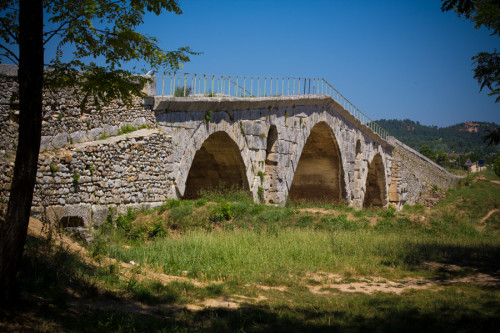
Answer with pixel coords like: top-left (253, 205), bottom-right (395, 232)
top-left (0, 44), bottom-right (18, 63)
top-left (0, 17), bottom-right (18, 43)
top-left (43, 20), bottom-right (70, 45)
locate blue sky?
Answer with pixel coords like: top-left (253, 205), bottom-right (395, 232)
top-left (136, 0), bottom-right (498, 127)
top-left (3, 0), bottom-right (498, 127)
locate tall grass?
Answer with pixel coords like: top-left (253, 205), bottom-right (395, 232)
top-left (98, 172), bottom-right (500, 285)
top-left (106, 228), bottom-right (498, 285)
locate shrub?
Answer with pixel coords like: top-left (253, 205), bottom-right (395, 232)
top-left (494, 153), bottom-right (500, 177)
top-left (210, 203), bottom-right (233, 222)
top-left (174, 85), bottom-right (192, 97)
top-left (116, 207), bottom-right (137, 233)
top-left (118, 124), bottom-right (137, 135)
top-left (72, 170), bottom-right (80, 185)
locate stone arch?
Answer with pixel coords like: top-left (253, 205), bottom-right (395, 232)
top-left (288, 121), bottom-right (345, 202)
top-left (183, 131), bottom-right (250, 199)
top-left (363, 153), bottom-right (387, 207)
top-left (265, 125), bottom-right (279, 203)
top-left (59, 216), bottom-right (84, 228)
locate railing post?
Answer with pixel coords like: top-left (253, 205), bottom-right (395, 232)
top-left (173, 72), bottom-right (177, 96)
top-left (162, 71), bottom-right (166, 96)
top-left (193, 74), bottom-right (197, 95)
top-left (183, 73), bottom-right (187, 96)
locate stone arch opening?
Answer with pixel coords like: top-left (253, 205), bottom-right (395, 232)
top-left (363, 154), bottom-right (387, 207)
top-left (183, 131), bottom-right (249, 199)
top-left (59, 216), bottom-right (84, 228)
top-left (265, 125), bottom-right (279, 203)
top-left (288, 122), bottom-right (345, 202)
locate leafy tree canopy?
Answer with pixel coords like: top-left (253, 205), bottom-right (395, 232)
top-left (0, 0), bottom-right (197, 106)
top-left (441, 0), bottom-right (500, 102)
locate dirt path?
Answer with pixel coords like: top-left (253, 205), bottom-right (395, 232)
top-left (481, 209), bottom-right (499, 223)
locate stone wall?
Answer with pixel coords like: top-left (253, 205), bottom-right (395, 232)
top-left (388, 137), bottom-right (461, 208)
top-left (0, 64), bottom-right (156, 205)
top-left (32, 129), bottom-right (173, 226)
top-left (0, 64), bottom-right (156, 151)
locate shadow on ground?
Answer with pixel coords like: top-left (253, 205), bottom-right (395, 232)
top-left (1, 235), bottom-right (500, 332)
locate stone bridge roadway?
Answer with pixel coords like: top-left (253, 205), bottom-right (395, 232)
top-left (149, 95), bottom-right (393, 207)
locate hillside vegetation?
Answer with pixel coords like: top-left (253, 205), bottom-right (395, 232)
top-left (1, 172), bottom-right (499, 332)
top-left (377, 119), bottom-right (499, 161)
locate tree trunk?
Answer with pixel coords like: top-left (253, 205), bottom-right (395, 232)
top-left (0, 0), bottom-right (43, 304)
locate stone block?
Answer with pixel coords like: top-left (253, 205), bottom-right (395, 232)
top-left (52, 132), bottom-right (69, 148)
top-left (389, 192), bottom-right (400, 202)
top-left (103, 124), bottom-right (119, 136)
top-left (92, 205), bottom-right (109, 226)
top-left (45, 203), bottom-right (92, 227)
top-left (70, 130), bottom-right (88, 144)
top-left (88, 127), bottom-right (103, 140)
top-left (131, 117), bottom-right (146, 128)
top-left (40, 135), bottom-right (53, 151)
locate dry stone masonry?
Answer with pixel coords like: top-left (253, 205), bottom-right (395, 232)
top-left (0, 64), bottom-right (460, 228)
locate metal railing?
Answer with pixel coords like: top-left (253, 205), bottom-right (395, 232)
top-left (150, 72), bottom-right (390, 140)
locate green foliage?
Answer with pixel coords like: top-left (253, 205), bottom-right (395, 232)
top-left (494, 153), bottom-right (500, 177)
top-left (115, 207), bottom-right (137, 233)
top-left (441, 0), bottom-right (500, 102)
top-left (0, 0), bottom-right (197, 107)
top-left (377, 119), bottom-right (500, 161)
top-left (204, 110), bottom-right (212, 121)
top-left (49, 163), bottom-right (59, 174)
top-left (377, 206), bottom-right (396, 218)
top-left (210, 203), bottom-right (233, 222)
top-left (419, 145), bottom-right (436, 161)
top-left (118, 124), bottom-right (137, 135)
top-left (98, 131), bottom-right (108, 140)
top-left (257, 186), bottom-right (264, 202)
top-left (72, 170), bottom-right (80, 185)
top-left (128, 217), bottom-right (168, 240)
top-left (483, 127), bottom-right (500, 146)
top-left (170, 205), bottom-right (193, 223)
top-left (88, 163), bottom-right (95, 176)
top-left (174, 85), bottom-right (192, 97)
top-left (257, 170), bottom-right (265, 183)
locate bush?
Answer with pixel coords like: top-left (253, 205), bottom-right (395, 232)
top-left (116, 207), bottom-right (137, 233)
top-left (118, 124), bottom-right (137, 135)
top-left (494, 153), bottom-right (500, 177)
top-left (174, 85), bottom-right (192, 97)
top-left (210, 203), bottom-right (233, 222)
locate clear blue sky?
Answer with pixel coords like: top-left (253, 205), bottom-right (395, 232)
top-left (136, 0), bottom-right (498, 127)
top-left (4, 0), bottom-right (498, 127)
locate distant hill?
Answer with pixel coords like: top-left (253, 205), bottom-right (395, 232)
top-left (376, 119), bottom-right (499, 157)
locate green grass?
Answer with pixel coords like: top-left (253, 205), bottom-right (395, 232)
top-left (90, 174), bottom-right (500, 287)
top-left (6, 171), bottom-right (500, 332)
top-left (118, 124), bottom-right (137, 135)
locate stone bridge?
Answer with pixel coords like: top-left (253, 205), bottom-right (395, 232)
top-left (0, 65), bottom-right (460, 227)
top-left (150, 96), bottom-right (393, 207)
